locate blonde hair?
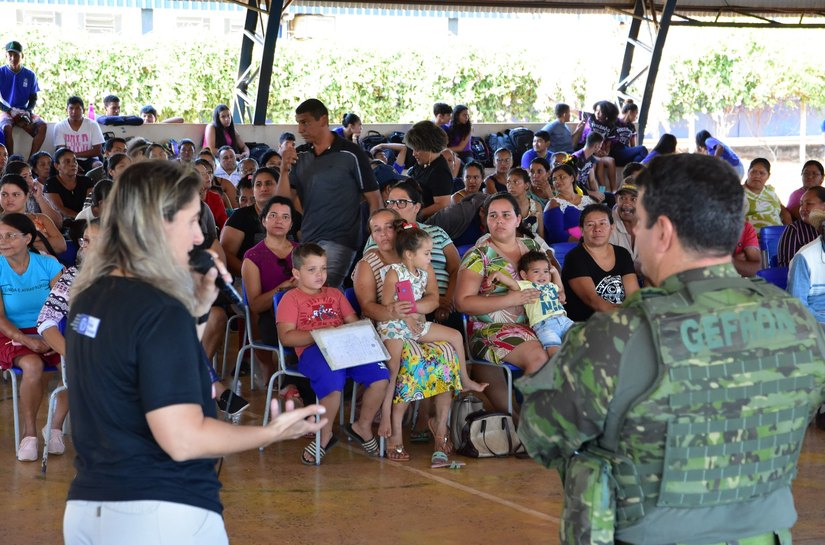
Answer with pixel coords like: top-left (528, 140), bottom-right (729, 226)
top-left (72, 161), bottom-right (202, 312)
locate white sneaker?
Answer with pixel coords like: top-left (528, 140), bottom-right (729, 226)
top-left (42, 425), bottom-right (65, 455)
top-left (17, 436), bottom-right (38, 462)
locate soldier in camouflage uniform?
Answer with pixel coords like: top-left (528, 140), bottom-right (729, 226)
top-left (518, 153), bottom-right (825, 545)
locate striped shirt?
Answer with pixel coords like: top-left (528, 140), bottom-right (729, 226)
top-left (777, 220), bottom-right (818, 267)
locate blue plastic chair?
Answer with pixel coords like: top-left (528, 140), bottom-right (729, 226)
top-left (456, 244), bottom-right (474, 258)
top-left (461, 314), bottom-right (522, 415)
top-left (756, 266), bottom-right (789, 291)
top-left (759, 225), bottom-right (785, 268)
top-left (550, 242), bottom-right (578, 270)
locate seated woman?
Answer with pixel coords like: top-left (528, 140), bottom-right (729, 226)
top-left (354, 208), bottom-right (461, 462)
top-left (543, 163), bottom-right (596, 244)
top-left (743, 157), bottom-right (791, 237)
top-left (788, 209), bottom-right (825, 323)
top-left (29, 151), bottom-right (53, 185)
top-left (0, 213), bottom-right (64, 461)
top-left (203, 104), bottom-right (250, 159)
top-left (195, 159), bottom-right (228, 229)
top-left (786, 160), bottom-right (824, 221)
top-left (241, 196), bottom-right (298, 383)
top-left (451, 160), bottom-right (484, 205)
top-left (219, 167), bottom-right (278, 276)
top-left (777, 186), bottom-right (825, 267)
top-left (335, 113), bottom-right (362, 142)
top-left (1, 174), bottom-right (66, 256)
top-left (527, 157), bottom-right (552, 207)
top-left (454, 193), bottom-right (551, 415)
top-left (485, 148), bottom-right (512, 194)
top-left (36, 219), bottom-right (98, 455)
top-left (4, 160), bottom-right (62, 229)
top-left (44, 148), bottom-right (94, 220)
top-left (446, 105), bottom-right (473, 162)
top-left (611, 100), bottom-right (648, 166)
top-left (507, 167), bottom-right (544, 237)
top-left (561, 203), bottom-right (639, 322)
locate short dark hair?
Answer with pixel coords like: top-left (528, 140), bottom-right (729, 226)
top-left (579, 203), bottom-right (613, 228)
top-left (585, 132), bottom-right (605, 147)
top-left (621, 162), bottom-right (645, 180)
top-left (463, 161), bottom-right (484, 177)
top-left (534, 130), bottom-right (550, 142)
top-left (179, 138), bottom-right (195, 149)
top-left (259, 195), bottom-right (295, 224)
top-left (279, 132), bottom-right (296, 144)
top-left (103, 95), bottom-right (120, 106)
top-left (67, 96), bottom-right (84, 108)
top-left (517, 250), bottom-right (550, 273)
top-left (404, 120), bottom-right (448, 154)
top-left (0, 173), bottom-right (29, 195)
top-left (217, 145), bottom-right (234, 158)
top-left (748, 157), bottom-right (771, 173)
top-left (636, 154), bottom-right (743, 257)
top-left (391, 179), bottom-right (423, 204)
top-left (295, 99), bottom-right (328, 120)
top-left (260, 149), bottom-right (281, 165)
top-left (530, 157), bottom-right (551, 171)
top-left (141, 104), bottom-right (158, 116)
top-left (237, 174), bottom-right (253, 191)
top-left (433, 103), bottom-right (452, 117)
top-left (107, 153), bottom-right (130, 174)
top-left (554, 103), bottom-right (570, 118)
top-left (3, 161), bottom-right (30, 176)
top-left (292, 242), bottom-right (325, 270)
top-left (804, 186), bottom-right (825, 203)
top-left (104, 137), bottom-right (126, 153)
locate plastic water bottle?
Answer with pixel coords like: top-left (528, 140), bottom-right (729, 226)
top-left (88, 103), bottom-right (95, 120)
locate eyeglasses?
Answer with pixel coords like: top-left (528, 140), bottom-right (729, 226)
top-left (0, 232), bottom-right (26, 241)
top-left (385, 199), bottom-right (416, 209)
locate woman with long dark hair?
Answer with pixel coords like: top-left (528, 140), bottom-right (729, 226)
top-left (203, 104), bottom-right (250, 159)
top-left (446, 105), bottom-right (473, 162)
top-left (335, 113), bottom-right (362, 142)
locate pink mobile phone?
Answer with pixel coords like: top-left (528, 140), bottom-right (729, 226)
top-left (395, 279), bottom-right (417, 313)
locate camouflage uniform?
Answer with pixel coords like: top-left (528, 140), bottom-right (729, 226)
top-left (519, 264), bottom-right (825, 545)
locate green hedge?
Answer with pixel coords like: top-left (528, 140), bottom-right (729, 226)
top-left (18, 32), bottom-right (576, 125)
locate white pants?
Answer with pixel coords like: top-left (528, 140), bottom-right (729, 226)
top-left (64, 500), bottom-right (229, 545)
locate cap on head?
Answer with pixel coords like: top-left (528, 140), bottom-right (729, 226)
top-left (615, 183), bottom-right (638, 197)
top-left (5, 41), bottom-right (22, 54)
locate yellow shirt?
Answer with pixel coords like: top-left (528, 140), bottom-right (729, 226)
top-left (518, 280), bottom-right (566, 326)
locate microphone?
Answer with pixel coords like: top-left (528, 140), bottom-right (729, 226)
top-left (188, 249), bottom-right (243, 305)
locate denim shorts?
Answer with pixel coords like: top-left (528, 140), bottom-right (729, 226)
top-left (532, 315), bottom-right (575, 348)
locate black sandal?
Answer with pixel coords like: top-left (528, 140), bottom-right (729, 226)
top-left (301, 435), bottom-right (338, 465)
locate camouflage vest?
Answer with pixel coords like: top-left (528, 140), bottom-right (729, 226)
top-left (605, 276), bottom-right (825, 527)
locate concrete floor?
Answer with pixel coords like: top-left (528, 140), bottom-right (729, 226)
top-left (2, 379), bottom-right (825, 544)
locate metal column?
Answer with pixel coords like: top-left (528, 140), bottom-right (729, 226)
top-left (636, 0), bottom-right (676, 145)
top-left (254, 0), bottom-right (284, 126)
top-left (233, 0), bottom-right (260, 123)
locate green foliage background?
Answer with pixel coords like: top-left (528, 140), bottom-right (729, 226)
top-left (20, 31), bottom-right (573, 125)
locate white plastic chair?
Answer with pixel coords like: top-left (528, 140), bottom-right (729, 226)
top-left (41, 354), bottom-right (68, 473)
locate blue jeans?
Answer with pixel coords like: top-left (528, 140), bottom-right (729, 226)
top-left (532, 315), bottom-right (575, 348)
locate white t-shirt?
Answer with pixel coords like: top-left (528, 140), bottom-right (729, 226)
top-left (52, 118), bottom-right (105, 154)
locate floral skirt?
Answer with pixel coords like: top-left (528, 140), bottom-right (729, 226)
top-left (468, 322), bottom-right (537, 365)
top-left (395, 340), bottom-right (460, 404)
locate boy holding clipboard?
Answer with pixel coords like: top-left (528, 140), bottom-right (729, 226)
top-left (276, 243), bottom-right (390, 465)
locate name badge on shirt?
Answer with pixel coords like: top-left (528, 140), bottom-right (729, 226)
top-left (71, 314), bottom-right (101, 339)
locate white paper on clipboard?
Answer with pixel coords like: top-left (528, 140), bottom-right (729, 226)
top-left (310, 319), bottom-right (390, 370)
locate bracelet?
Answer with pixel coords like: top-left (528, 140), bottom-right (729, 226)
top-left (196, 312), bottom-right (210, 325)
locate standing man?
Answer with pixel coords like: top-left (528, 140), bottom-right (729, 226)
top-left (519, 153), bottom-right (825, 545)
top-left (0, 41), bottom-right (47, 158)
top-left (52, 96), bottom-right (105, 173)
top-left (279, 98), bottom-right (381, 289)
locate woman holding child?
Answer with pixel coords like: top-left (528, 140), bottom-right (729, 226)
top-left (454, 193), bottom-right (552, 415)
top-left (353, 209), bottom-right (462, 463)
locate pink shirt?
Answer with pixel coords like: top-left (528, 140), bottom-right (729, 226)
top-left (275, 287), bottom-right (354, 356)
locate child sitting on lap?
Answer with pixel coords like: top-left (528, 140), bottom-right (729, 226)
top-left (377, 221), bottom-right (487, 440)
top-left (276, 243), bottom-right (390, 465)
top-left (487, 250), bottom-right (573, 357)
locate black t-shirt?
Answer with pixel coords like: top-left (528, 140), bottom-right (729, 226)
top-left (562, 243), bottom-right (635, 322)
top-left (409, 154), bottom-right (453, 209)
top-left (66, 276), bottom-right (222, 514)
top-left (225, 204), bottom-right (264, 259)
top-left (44, 175), bottom-right (94, 214)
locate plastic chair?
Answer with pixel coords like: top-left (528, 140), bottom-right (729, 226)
top-left (461, 314), bottom-right (522, 415)
top-left (550, 242), bottom-right (578, 270)
top-left (756, 266), bottom-right (789, 291)
top-left (4, 364), bottom-right (59, 457)
top-left (41, 354), bottom-right (67, 474)
top-left (229, 285), bottom-right (273, 392)
top-left (759, 225), bottom-right (785, 268)
top-left (263, 290), bottom-right (384, 463)
top-left (456, 244), bottom-right (474, 258)
top-left (219, 304), bottom-right (246, 379)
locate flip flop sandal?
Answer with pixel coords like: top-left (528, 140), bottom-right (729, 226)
top-left (387, 444), bottom-right (411, 462)
top-left (343, 423), bottom-right (380, 456)
top-left (431, 460), bottom-right (466, 470)
top-left (428, 418), bottom-right (452, 455)
top-left (301, 435), bottom-right (338, 466)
